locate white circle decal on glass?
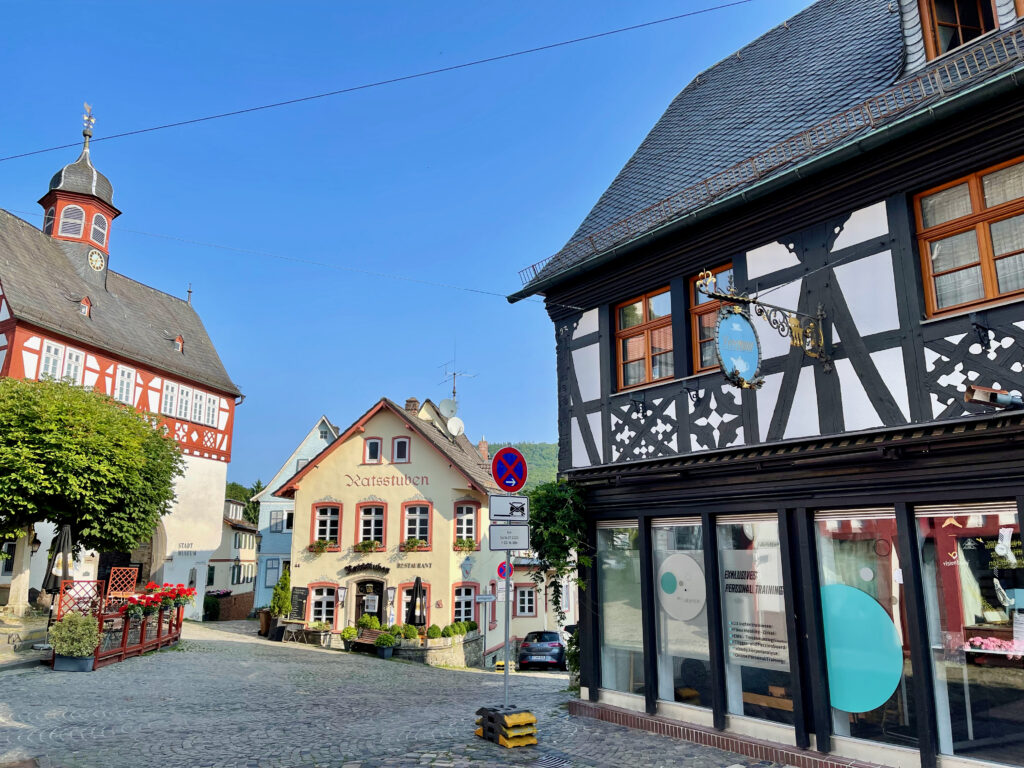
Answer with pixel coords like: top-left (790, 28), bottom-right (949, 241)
top-left (657, 553), bottom-right (706, 621)
top-left (859, 567), bottom-right (874, 582)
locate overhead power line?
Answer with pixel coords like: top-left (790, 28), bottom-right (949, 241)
top-left (0, 0), bottom-right (754, 163)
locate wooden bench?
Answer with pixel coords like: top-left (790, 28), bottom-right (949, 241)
top-left (356, 628), bottom-right (384, 646)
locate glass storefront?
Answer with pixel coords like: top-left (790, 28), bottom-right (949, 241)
top-left (652, 519), bottom-right (710, 707)
top-left (815, 510), bottom-right (918, 747)
top-left (597, 523), bottom-right (644, 696)
top-left (717, 516), bottom-right (793, 724)
top-left (918, 502), bottom-right (1024, 767)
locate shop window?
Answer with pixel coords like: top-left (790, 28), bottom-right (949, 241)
top-left (690, 264), bottom-right (733, 373)
top-left (364, 437), bottom-right (382, 464)
top-left (265, 558), bottom-right (280, 587)
top-left (404, 504), bottom-right (429, 546)
top-left (393, 437), bottom-right (410, 463)
top-left (652, 519), bottom-right (711, 708)
top-left (516, 586), bottom-right (536, 617)
top-left (615, 288), bottom-right (673, 390)
top-left (597, 524), bottom-right (645, 696)
top-left (206, 565), bottom-right (215, 586)
top-left (815, 509), bottom-right (917, 746)
top-left (920, 1), bottom-right (996, 59)
top-left (916, 157), bottom-right (1024, 316)
top-left (314, 505), bottom-right (340, 545)
top-left (454, 586), bottom-right (476, 623)
top-left (358, 505), bottom-right (385, 546)
top-left (917, 501), bottom-right (1024, 765)
top-left (717, 516), bottom-right (793, 725)
top-left (310, 586), bottom-right (336, 626)
top-left (39, 341), bottom-right (64, 381)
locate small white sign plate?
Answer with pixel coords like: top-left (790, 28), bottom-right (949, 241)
top-left (489, 523), bottom-right (530, 551)
top-left (475, 594), bottom-right (497, 603)
top-left (489, 494), bottom-right (529, 522)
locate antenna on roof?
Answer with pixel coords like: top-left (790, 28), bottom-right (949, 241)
top-left (437, 345), bottom-right (475, 401)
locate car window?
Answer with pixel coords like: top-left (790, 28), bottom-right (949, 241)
top-left (525, 631), bottom-right (559, 643)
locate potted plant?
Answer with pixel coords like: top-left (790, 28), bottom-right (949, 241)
top-left (454, 538), bottom-right (476, 553)
top-left (353, 539), bottom-right (380, 554)
top-left (374, 632), bottom-right (397, 659)
top-left (310, 539), bottom-right (331, 555)
top-left (400, 538), bottom-right (427, 552)
top-left (50, 611), bottom-right (101, 672)
top-left (268, 568), bottom-right (292, 641)
top-left (305, 621), bottom-right (332, 646)
top-left (426, 624), bottom-right (442, 647)
top-left (340, 626), bottom-right (357, 650)
top-left (356, 613), bottom-right (381, 630)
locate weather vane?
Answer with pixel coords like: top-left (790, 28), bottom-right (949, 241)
top-left (82, 102), bottom-right (95, 148)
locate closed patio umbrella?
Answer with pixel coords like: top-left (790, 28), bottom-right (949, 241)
top-left (41, 525), bottom-right (73, 595)
top-left (406, 576), bottom-right (427, 626)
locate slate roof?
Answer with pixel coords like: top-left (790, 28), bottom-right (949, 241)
top-left (521, 0), bottom-right (906, 290)
top-left (47, 146), bottom-right (114, 207)
top-left (0, 208), bottom-right (240, 395)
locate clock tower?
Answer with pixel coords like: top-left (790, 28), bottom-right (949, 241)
top-left (37, 104), bottom-right (121, 266)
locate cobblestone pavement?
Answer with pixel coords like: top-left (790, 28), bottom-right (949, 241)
top-left (0, 620), bottom-right (785, 768)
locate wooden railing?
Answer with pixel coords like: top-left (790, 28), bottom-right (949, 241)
top-left (90, 605), bottom-right (184, 670)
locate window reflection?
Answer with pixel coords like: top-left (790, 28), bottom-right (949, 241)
top-left (597, 525), bottom-right (644, 696)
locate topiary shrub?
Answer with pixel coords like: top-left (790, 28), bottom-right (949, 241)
top-left (402, 624), bottom-right (419, 640)
top-left (441, 624), bottom-right (454, 638)
top-left (374, 632), bottom-right (397, 648)
top-left (454, 621), bottom-right (467, 635)
top-left (269, 567), bottom-right (291, 618)
top-left (466, 620), bottom-right (478, 632)
top-left (357, 614), bottom-right (381, 630)
top-left (49, 611), bottom-right (101, 658)
top-left (426, 624), bottom-right (441, 639)
top-left (340, 626), bottom-right (357, 641)
top-left (203, 594), bottom-right (220, 621)
top-left (389, 623), bottom-right (402, 635)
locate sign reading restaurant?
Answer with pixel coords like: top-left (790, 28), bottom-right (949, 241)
top-left (344, 473), bottom-right (429, 488)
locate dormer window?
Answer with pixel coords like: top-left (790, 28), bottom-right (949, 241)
top-left (58, 205), bottom-right (85, 238)
top-left (79, 297), bottom-right (91, 317)
top-left (91, 213), bottom-right (108, 246)
top-left (43, 207), bottom-right (55, 235)
top-left (174, 335), bottom-right (184, 353)
top-left (920, 0), bottom-right (995, 59)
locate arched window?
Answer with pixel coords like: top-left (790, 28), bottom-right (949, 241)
top-left (58, 205), bottom-right (85, 238)
top-left (91, 213), bottom-right (108, 246)
top-left (42, 207), bottom-right (55, 235)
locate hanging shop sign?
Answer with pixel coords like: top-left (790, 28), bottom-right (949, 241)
top-left (714, 308), bottom-right (764, 390)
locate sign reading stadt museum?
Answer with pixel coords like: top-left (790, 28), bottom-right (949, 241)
top-left (344, 473), bottom-right (429, 488)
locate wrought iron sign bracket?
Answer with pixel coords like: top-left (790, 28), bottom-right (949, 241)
top-left (696, 271), bottom-right (833, 373)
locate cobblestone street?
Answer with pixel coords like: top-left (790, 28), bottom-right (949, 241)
top-left (0, 621), bottom-right (784, 768)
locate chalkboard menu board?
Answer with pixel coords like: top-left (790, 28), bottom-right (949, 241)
top-left (289, 587), bottom-right (308, 621)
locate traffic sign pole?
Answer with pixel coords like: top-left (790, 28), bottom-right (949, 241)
top-left (504, 545), bottom-right (511, 706)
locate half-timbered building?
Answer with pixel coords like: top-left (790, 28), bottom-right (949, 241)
top-left (511, 2), bottom-right (1024, 767)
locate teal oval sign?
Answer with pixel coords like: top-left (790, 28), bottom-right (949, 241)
top-left (715, 311), bottom-right (761, 386)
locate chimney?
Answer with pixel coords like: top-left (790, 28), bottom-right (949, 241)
top-left (405, 397), bottom-right (420, 414)
top-left (477, 437), bottom-right (488, 462)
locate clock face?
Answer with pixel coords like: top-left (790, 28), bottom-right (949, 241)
top-left (88, 249), bottom-right (104, 271)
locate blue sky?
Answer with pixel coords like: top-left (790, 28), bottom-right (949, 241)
top-left (0, 0), bottom-right (810, 484)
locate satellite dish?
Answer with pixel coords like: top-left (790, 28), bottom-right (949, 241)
top-left (439, 399), bottom-right (458, 418)
top-left (447, 417), bottom-right (465, 437)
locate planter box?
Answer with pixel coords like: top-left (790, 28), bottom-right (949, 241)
top-left (303, 630), bottom-right (331, 647)
top-left (53, 654), bottom-right (94, 672)
top-left (376, 646), bottom-right (394, 659)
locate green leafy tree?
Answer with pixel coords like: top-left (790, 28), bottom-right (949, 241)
top-left (225, 478), bottom-right (265, 526)
top-left (527, 479), bottom-right (589, 624)
top-left (269, 566), bottom-right (291, 617)
top-left (0, 378), bottom-right (184, 552)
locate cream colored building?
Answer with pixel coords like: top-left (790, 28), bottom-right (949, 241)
top-left (206, 499), bottom-right (257, 595)
top-left (275, 397), bottom-right (576, 663)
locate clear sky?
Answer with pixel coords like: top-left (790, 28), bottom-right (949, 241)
top-left (0, 0), bottom-right (811, 484)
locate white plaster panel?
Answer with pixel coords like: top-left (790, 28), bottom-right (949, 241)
top-left (0, 298), bottom-right (8, 322)
top-left (573, 309), bottom-right (599, 340)
top-left (572, 344), bottom-right (602, 403)
top-left (833, 250), bottom-right (899, 337)
top-left (835, 358), bottom-right (883, 432)
top-left (21, 350), bottom-right (38, 379)
top-left (24, 336), bottom-right (40, 351)
top-left (570, 417), bottom-right (589, 468)
top-left (870, 347), bottom-right (910, 421)
top-left (586, 411), bottom-right (604, 464)
top-left (746, 241), bottom-right (800, 280)
top-left (830, 202), bottom-right (888, 251)
top-left (784, 366), bottom-right (819, 439)
top-left (86, 355), bottom-right (98, 369)
top-left (756, 372), bottom-right (784, 443)
top-left (147, 391), bottom-right (160, 412)
top-left (218, 410), bottom-right (229, 430)
top-left (84, 370), bottom-right (98, 388)
top-left (133, 387), bottom-right (142, 407)
top-left (104, 376), bottom-right (112, 394)
top-left (150, 377), bottom-right (162, 389)
top-left (754, 280), bottom-right (802, 361)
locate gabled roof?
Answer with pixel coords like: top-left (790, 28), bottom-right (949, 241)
top-left (0, 208), bottom-right (240, 395)
top-left (274, 397), bottom-right (497, 498)
top-left (252, 415), bottom-right (339, 502)
top-left (515, 0), bottom-right (906, 294)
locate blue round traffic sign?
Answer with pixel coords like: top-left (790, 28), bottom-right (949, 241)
top-left (491, 447), bottom-right (528, 492)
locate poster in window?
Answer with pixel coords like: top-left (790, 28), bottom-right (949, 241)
top-left (720, 544), bottom-right (788, 671)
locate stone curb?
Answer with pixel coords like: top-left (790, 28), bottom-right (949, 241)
top-left (0, 653), bottom-right (48, 672)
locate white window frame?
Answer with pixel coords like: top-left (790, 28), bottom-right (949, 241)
top-left (58, 205), bottom-right (85, 237)
top-left (454, 586), bottom-right (475, 623)
top-left (265, 558), bottom-right (280, 588)
top-left (61, 348), bottom-right (84, 386)
top-left (42, 207), bottom-right (55, 235)
top-left (270, 509), bottom-right (283, 533)
top-left (91, 213), bottom-right (108, 246)
top-left (204, 393), bottom-right (218, 427)
top-left (233, 532), bottom-right (240, 549)
top-left (115, 365), bottom-right (135, 404)
top-left (39, 341), bottom-right (64, 380)
top-left (517, 587), bottom-right (536, 616)
top-left (161, 381), bottom-right (178, 417)
top-left (315, 506), bottom-right (340, 543)
top-left (364, 438), bottom-right (382, 463)
top-left (191, 387), bottom-right (205, 423)
top-left (360, 506), bottom-right (384, 544)
top-left (405, 505), bottom-right (429, 543)
top-left (176, 386), bottom-right (192, 420)
top-left (393, 437), bottom-right (410, 463)
top-left (455, 505), bottom-right (476, 542)
top-left (311, 587), bottom-right (336, 625)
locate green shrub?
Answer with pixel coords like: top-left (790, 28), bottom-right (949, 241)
top-left (453, 538), bottom-right (476, 553)
top-left (308, 621), bottom-right (330, 632)
top-left (374, 632), bottom-right (397, 648)
top-left (269, 568), bottom-right (291, 618)
top-left (357, 614), bottom-right (381, 630)
top-left (454, 621), bottom-right (467, 635)
top-left (389, 623), bottom-right (402, 635)
top-left (203, 594), bottom-right (220, 621)
top-left (441, 624), bottom-right (454, 638)
top-left (340, 626), bottom-right (357, 641)
top-left (466, 620), bottom-right (478, 632)
top-left (402, 624), bottom-right (419, 639)
top-left (49, 611), bottom-right (101, 658)
top-left (426, 624), bottom-right (441, 639)
top-left (566, 628), bottom-right (580, 678)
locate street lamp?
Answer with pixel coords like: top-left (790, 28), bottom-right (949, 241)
top-left (30, 534), bottom-right (41, 555)
top-left (337, 585), bottom-right (348, 607)
top-left (386, 586), bottom-right (396, 605)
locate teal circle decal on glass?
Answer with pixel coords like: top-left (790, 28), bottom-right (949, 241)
top-left (660, 571), bottom-right (677, 594)
top-left (715, 312), bottom-right (761, 384)
top-left (820, 584), bottom-right (903, 714)
top-left (657, 554), bottom-right (706, 621)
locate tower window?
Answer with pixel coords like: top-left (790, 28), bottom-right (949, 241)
top-left (91, 214), bottom-right (108, 246)
top-left (58, 205), bottom-right (85, 238)
top-left (43, 207), bottom-right (55, 235)
top-left (174, 335), bottom-right (184, 353)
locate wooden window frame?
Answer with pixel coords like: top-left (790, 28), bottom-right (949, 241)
top-left (689, 263), bottom-right (733, 375)
top-left (614, 286), bottom-right (673, 391)
top-left (916, 155), bottom-right (1024, 317)
top-left (918, 0), bottom-right (998, 61)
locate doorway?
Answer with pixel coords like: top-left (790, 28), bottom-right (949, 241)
top-left (355, 580), bottom-right (384, 625)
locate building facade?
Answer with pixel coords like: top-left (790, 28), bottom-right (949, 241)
top-left (0, 120), bottom-right (240, 618)
top-left (252, 415), bottom-right (338, 607)
top-left (207, 500), bottom-right (258, 599)
top-left (512, 2), bottom-right (1024, 768)
top-left (275, 397), bottom-right (575, 662)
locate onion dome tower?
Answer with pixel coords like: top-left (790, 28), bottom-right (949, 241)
top-left (37, 104), bottom-right (121, 260)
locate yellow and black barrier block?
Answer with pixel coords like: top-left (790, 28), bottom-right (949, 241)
top-left (474, 706), bottom-right (538, 748)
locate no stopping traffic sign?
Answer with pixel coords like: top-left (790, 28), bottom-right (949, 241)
top-left (491, 447), bottom-right (527, 492)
